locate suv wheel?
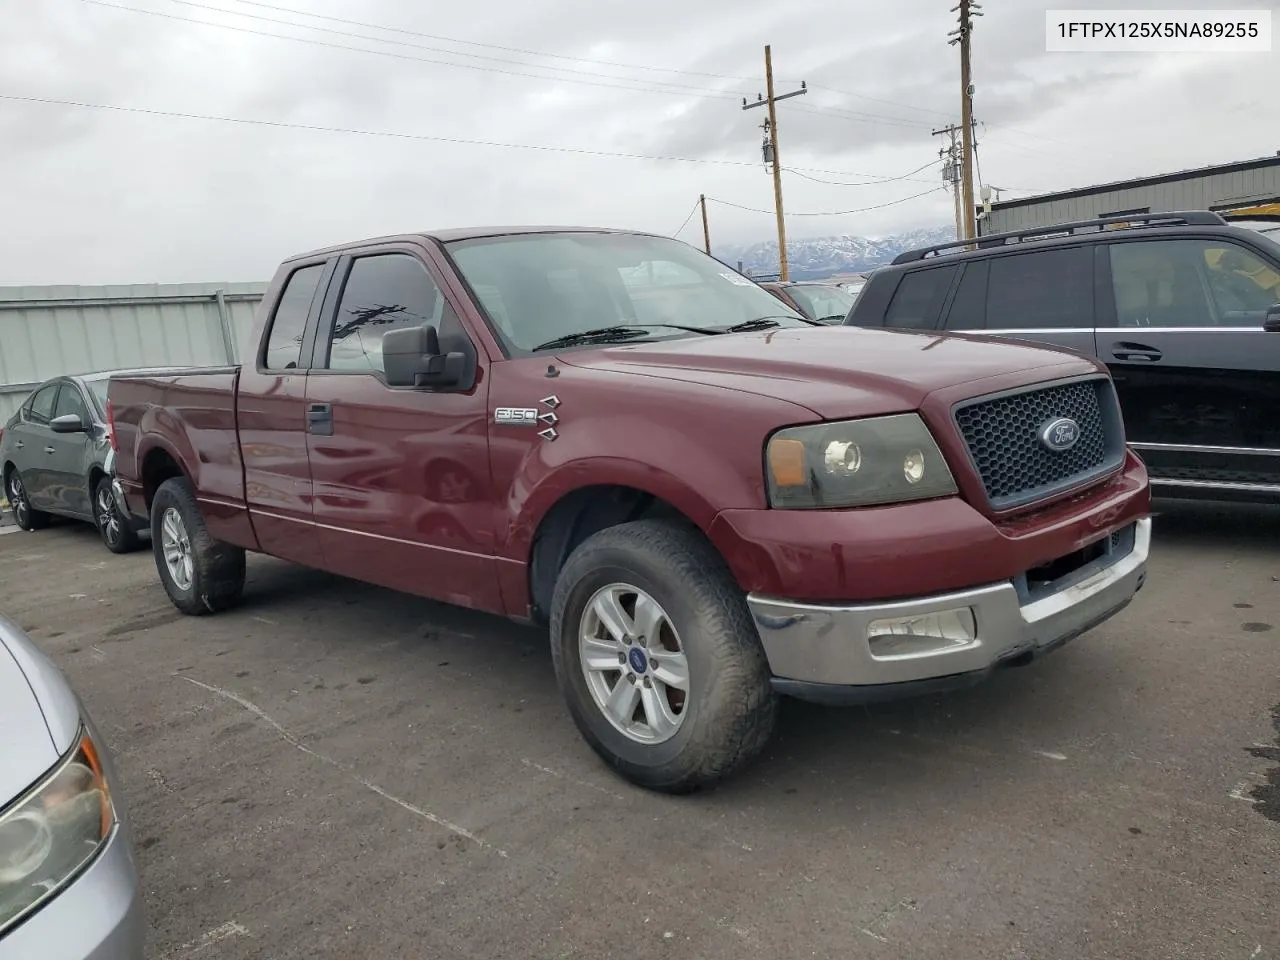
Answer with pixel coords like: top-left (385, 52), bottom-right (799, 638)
top-left (549, 519), bottom-right (777, 793)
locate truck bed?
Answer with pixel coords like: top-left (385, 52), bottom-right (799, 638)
top-left (108, 365), bottom-right (250, 545)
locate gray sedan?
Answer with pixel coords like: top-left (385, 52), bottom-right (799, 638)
top-left (0, 614), bottom-right (144, 958)
top-left (0, 371), bottom-right (159, 553)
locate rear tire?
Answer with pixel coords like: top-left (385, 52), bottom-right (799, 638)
top-left (94, 476), bottom-right (141, 554)
top-left (549, 519), bottom-right (778, 794)
top-left (6, 469), bottom-right (50, 531)
top-left (151, 477), bottom-right (245, 615)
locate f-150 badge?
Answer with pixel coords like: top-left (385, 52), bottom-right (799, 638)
top-left (494, 408), bottom-right (539, 426)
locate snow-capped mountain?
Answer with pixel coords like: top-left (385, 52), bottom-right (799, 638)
top-left (712, 225), bottom-right (956, 280)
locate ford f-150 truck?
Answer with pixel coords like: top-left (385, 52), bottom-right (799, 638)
top-left (107, 226), bottom-right (1152, 793)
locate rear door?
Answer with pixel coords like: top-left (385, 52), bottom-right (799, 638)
top-left (303, 244), bottom-right (501, 612)
top-left (1098, 235), bottom-right (1280, 492)
top-left (44, 380), bottom-right (95, 519)
top-left (234, 258), bottom-right (334, 564)
top-left (9, 381), bottom-right (63, 509)
top-left (942, 246), bottom-right (1098, 359)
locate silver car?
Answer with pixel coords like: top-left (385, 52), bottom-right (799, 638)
top-left (0, 615), bottom-right (144, 959)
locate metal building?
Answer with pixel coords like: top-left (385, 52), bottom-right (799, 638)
top-left (977, 154), bottom-right (1280, 236)
top-left (0, 282), bottom-right (266, 422)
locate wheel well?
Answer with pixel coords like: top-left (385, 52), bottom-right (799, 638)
top-left (88, 466), bottom-right (106, 497)
top-left (141, 448), bottom-right (186, 509)
top-left (527, 485), bottom-right (695, 624)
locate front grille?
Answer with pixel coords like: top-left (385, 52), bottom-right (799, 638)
top-left (953, 376), bottom-right (1125, 511)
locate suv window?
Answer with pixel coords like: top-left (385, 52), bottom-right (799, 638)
top-left (884, 265), bottom-right (958, 329)
top-left (53, 382), bottom-right (89, 423)
top-left (325, 253), bottom-right (462, 374)
top-left (24, 382), bottom-right (61, 424)
top-left (1107, 240), bottom-right (1218, 328)
top-left (944, 261), bottom-right (989, 330)
top-left (264, 263), bottom-right (326, 371)
top-left (985, 247), bottom-right (1092, 329)
top-left (1200, 240), bottom-right (1279, 323)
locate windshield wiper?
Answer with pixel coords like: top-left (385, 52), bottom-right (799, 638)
top-left (818, 313), bottom-right (849, 323)
top-left (531, 323), bottom-right (720, 352)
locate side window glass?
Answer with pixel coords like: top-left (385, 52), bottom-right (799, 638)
top-left (264, 263), bottom-right (326, 371)
top-left (944, 262), bottom-right (989, 330)
top-left (1107, 241), bottom-right (1213, 328)
top-left (884, 266), bottom-right (958, 329)
top-left (326, 253), bottom-right (462, 374)
top-left (1199, 241), bottom-right (1280, 323)
top-left (26, 383), bottom-right (61, 424)
top-left (53, 383), bottom-right (89, 422)
top-left (986, 248), bottom-right (1092, 329)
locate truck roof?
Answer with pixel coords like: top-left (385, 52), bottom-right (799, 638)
top-left (286, 225), bottom-right (663, 264)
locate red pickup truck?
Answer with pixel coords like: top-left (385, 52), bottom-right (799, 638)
top-left (108, 227), bottom-right (1152, 792)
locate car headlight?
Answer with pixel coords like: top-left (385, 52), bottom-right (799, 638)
top-left (766, 413), bottom-right (958, 508)
top-left (0, 728), bottom-right (115, 933)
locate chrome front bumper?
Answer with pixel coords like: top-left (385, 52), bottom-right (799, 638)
top-left (748, 517), bottom-right (1150, 696)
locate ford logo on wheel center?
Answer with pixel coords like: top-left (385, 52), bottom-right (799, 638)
top-left (1039, 416), bottom-right (1081, 452)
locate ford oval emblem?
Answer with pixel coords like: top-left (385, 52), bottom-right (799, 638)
top-left (1039, 416), bottom-right (1080, 452)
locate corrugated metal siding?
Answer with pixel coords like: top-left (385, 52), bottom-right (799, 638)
top-left (981, 164), bottom-right (1280, 236)
top-left (0, 281), bottom-right (267, 422)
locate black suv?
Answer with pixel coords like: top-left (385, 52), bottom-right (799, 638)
top-left (844, 211), bottom-right (1280, 504)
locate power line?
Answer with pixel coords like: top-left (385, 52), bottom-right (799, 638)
top-left (0, 92), bottom-right (939, 180)
top-left (86, 0), bottom-right (934, 131)
top-left (81, 0), bottom-right (746, 102)
top-left (154, 0), bottom-right (753, 99)
top-left (670, 199), bottom-right (701, 238)
top-left (706, 187), bottom-right (946, 218)
top-left (805, 84), bottom-right (956, 121)
top-left (217, 0), bottom-right (783, 85)
top-left (786, 158), bottom-right (941, 187)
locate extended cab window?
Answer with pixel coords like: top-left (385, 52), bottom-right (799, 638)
top-left (264, 263), bottom-right (325, 371)
top-left (985, 247), bottom-right (1092, 329)
top-left (324, 253), bottom-right (462, 374)
top-left (24, 382), bottom-right (60, 424)
top-left (884, 265), bottom-right (958, 329)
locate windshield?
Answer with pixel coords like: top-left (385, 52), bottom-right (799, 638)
top-left (785, 284), bottom-right (857, 323)
top-left (445, 232), bottom-right (811, 355)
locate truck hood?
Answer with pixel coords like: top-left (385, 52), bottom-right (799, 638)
top-left (0, 615), bottom-right (80, 803)
top-left (557, 326), bottom-right (1092, 419)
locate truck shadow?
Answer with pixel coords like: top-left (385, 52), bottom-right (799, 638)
top-left (1149, 497), bottom-right (1280, 551)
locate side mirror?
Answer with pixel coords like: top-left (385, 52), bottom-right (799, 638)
top-left (383, 324), bottom-right (468, 388)
top-left (1264, 303), bottom-right (1280, 333)
top-left (49, 413), bottom-right (86, 434)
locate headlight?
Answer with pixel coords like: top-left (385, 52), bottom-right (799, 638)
top-left (0, 729), bottom-right (115, 933)
top-left (766, 413), bottom-right (958, 509)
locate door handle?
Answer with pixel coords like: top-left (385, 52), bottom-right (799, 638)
top-left (44, 446), bottom-right (56, 455)
top-left (1111, 341), bottom-right (1162, 362)
top-left (306, 402), bottom-right (333, 436)
top-left (14, 440), bottom-right (22, 449)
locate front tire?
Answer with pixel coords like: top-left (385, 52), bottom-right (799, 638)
top-left (94, 476), bottom-right (141, 554)
top-left (6, 469), bottom-right (50, 531)
top-left (549, 519), bottom-right (778, 794)
top-left (151, 477), bottom-right (246, 615)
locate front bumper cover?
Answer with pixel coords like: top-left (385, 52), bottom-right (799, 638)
top-left (748, 517), bottom-right (1151, 704)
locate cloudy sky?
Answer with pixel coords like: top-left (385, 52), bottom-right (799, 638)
top-left (0, 0), bottom-right (1275, 284)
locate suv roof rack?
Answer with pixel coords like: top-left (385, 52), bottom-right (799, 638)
top-left (891, 210), bottom-right (1229, 264)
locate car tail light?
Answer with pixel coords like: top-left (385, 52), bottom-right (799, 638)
top-left (105, 401), bottom-right (117, 451)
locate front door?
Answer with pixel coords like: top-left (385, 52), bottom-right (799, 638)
top-left (44, 381), bottom-right (95, 519)
top-left (1099, 236), bottom-right (1280, 492)
top-left (303, 247), bottom-right (501, 612)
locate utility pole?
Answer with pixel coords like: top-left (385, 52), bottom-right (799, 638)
top-left (699, 194), bottom-right (711, 255)
top-left (932, 123), bottom-right (964, 240)
top-left (742, 47), bottom-right (806, 281)
top-left (949, 0), bottom-right (982, 240)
